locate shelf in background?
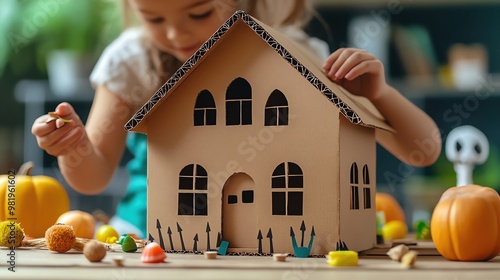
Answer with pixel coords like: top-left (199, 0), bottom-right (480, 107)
top-left (312, 0), bottom-right (500, 8)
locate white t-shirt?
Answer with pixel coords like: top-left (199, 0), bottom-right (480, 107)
top-left (90, 27), bottom-right (330, 109)
top-left (90, 28), bottom-right (161, 112)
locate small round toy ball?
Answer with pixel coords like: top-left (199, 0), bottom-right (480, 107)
top-left (0, 221), bottom-right (25, 248)
top-left (45, 224), bottom-right (76, 253)
top-left (83, 240), bottom-right (107, 262)
top-left (141, 242), bottom-right (166, 263)
top-left (95, 225), bottom-right (119, 243)
top-left (121, 235), bottom-right (137, 253)
top-left (382, 220), bottom-right (408, 240)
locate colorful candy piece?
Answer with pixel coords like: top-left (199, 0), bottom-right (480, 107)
top-left (116, 234), bottom-right (129, 244)
top-left (326, 250), bottom-right (358, 267)
top-left (121, 235), bottom-right (138, 253)
top-left (141, 242), bottom-right (166, 263)
top-left (414, 220), bottom-right (431, 240)
top-left (105, 236), bottom-right (118, 244)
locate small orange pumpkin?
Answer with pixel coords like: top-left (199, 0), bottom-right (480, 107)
top-left (375, 192), bottom-right (405, 223)
top-left (431, 184), bottom-right (500, 261)
top-left (56, 210), bottom-right (96, 239)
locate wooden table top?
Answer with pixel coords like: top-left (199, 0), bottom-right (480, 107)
top-left (1, 243), bottom-right (499, 280)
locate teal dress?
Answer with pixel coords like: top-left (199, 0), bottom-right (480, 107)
top-left (116, 132), bottom-right (148, 237)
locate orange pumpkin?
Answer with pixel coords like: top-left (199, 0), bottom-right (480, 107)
top-left (431, 184), bottom-right (500, 261)
top-left (56, 210), bottom-right (96, 239)
top-left (0, 162), bottom-right (69, 238)
top-left (375, 192), bottom-right (405, 223)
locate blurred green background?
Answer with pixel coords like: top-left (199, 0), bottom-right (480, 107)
top-left (1, 0), bottom-right (500, 226)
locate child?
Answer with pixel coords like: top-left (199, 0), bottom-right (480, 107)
top-left (31, 0), bottom-right (441, 238)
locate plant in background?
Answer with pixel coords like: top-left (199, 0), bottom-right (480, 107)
top-left (0, 0), bottom-right (121, 77)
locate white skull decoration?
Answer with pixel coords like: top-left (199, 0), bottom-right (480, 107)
top-left (445, 125), bottom-right (489, 186)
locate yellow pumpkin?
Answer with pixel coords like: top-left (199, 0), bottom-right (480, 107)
top-left (375, 192), bottom-right (405, 223)
top-left (0, 162), bottom-right (70, 238)
top-left (431, 184), bottom-right (500, 261)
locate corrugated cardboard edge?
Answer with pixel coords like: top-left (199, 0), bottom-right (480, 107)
top-left (124, 10), bottom-right (394, 134)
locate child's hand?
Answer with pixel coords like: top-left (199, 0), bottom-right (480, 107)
top-left (31, 102), bottom-right (86, 157)
top-left (323, 48), bottom-right (386, 101)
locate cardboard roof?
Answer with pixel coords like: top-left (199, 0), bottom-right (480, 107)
top-left (125, 11), bottom-right (394, 134)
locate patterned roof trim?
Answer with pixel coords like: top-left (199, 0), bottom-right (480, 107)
top-left (125, 10), bottom-right (360, 131)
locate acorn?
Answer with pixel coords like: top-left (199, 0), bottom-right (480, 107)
top-left (83, 240), bottom-right (107, 262)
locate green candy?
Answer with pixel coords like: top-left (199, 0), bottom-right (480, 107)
top-left (121, 235), bottom-right (138, 252)
top-left (116, 234), bottom-right (129, 245)
top-left (413, 220), bottom-right (431, 240)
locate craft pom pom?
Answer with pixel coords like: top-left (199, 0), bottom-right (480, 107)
top-left (0, 221), bottom-right (24, 247)
top-left (45, 224), bottom-right (76, 253)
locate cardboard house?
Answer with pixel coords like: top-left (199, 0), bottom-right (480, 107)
top-left (125, 11), bottom-right (393, 255)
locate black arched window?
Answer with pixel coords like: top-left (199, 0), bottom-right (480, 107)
top-left (194, 90), bottom-right (216, 126)
top-left (226, 77), bottom-right (252, 125)
top-left (271, 162), bottom-right (303, 216)
top-left (265, 89), bottom-right (288, 126)
top-left (178, 164), bottom-right (208, 216)
top-left (350, 163), bottom-right (359, 210)
top-left (362, 164), bottom-right (371, 209)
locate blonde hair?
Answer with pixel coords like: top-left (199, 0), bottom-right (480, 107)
top-left (121, 0), bottom-right (314, 29)
top-left (120, 0), bottom-right (317, 86)
top-left (237, 0), bottom-right (313, 28)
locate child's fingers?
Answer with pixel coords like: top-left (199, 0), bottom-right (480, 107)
top-left (328, 48), bottom-right (362, 80)
top-left (55, 102), bottom-right (83, 126)
top-left (44, 126), bottom-right (85, 156)
top-left (36, 126), bottom-right (85, 156)
top-left (331, 50), bottom-right (377, 80)
top-left (55, 119), bottom-right (66, 129)
top-left (344, 60), bottom-right (383, 81)
top-left (32, 101), bottom-right (87, 156)
top-left (32, 115), bottom-right (59, 137)
top-left (34, 122), bottom-right (76, 150)
top-left (323, 49), bottom-right (342, 71)
top-left (324, 48), bottom-right (351, 77)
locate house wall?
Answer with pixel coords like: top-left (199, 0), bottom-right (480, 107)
top-left (339, 116), bottom-right (377, 251)
top-left (146, 22), bottom-right (348, 255)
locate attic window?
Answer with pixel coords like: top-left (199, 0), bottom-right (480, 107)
top-left (271, 162), bottom-right (303, 216)
top-left (194, 89), bottom-right (216, 126)
top-left (265, 89), bottom-right (288, 126)
top-left (226, 77), bottom-right (252, 126)
top-left (178, 164), bottom-right (208, 216)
